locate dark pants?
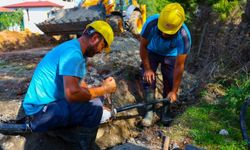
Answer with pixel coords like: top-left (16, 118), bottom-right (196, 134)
top-left (141, 51), bottom-right (176, 97)
top-left (46, 126), bottom-right (99, 150)
top-left (28, 98), bottom-right (103, 132)
top-left (27, 98), bottom-right (103, 149)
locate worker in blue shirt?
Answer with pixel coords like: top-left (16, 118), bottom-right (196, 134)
top-left (140, 3), bottom-right (192, 127)
top-left (23, 20), bottom-right (116, 149)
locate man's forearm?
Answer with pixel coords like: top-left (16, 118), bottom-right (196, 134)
top-left (172, 65), bottom-right (184, 93)
top-left (65, 86), bottom-right (106, 102)
top-left (64, 76), bottom-right (106, 102)
top-left (171, 55), bottom-right (187, 93)
top-left (88, 86), bottom-right (106, 99)
top-left (65, 87), bottom-right (92, 102)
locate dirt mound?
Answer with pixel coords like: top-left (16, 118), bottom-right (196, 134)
top-left (0, 30), bottom-right (57, 52)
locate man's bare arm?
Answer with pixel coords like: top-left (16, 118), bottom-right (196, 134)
top-left (63, 76), bottom-right (116, 102)
top-left (172, 54), bottom-right (187, 93)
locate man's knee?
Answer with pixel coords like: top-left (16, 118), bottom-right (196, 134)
top-left (69, 98), bottom-right (103, 127)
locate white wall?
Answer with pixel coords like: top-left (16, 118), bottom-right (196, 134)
top-left (21, 7), bottom-right (52, 33)
top-left (1, 0), bottom-right (79, 33)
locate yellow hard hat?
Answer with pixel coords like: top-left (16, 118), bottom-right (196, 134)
top-left (86, 20), bottom-right (114, 53)
top-left (158, 3), bottom-right (185, 35)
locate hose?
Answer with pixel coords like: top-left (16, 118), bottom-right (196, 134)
top-left (0, 123), bottom-right (31, 135)
top-left (240, 97), bottom-right (250, 148)
top-left (113, 98), bottom-right (170, 113)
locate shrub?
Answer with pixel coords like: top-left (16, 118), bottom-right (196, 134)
top-left (0, 9), bottom-right (23, 31)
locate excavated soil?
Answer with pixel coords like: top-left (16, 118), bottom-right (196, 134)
top-left (0, 31), bottom-right (198, 150)
top-left (0, 30), bottom-right (57, 53)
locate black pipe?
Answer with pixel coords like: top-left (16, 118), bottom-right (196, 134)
top-left (101, 68), bottom-right (123, 80)
top-left (0, 98), bottom-right (170, 135)
top-left (115, 98), bottom-right (170, 113)
top-left (0, 123), bottom-right (31, 135)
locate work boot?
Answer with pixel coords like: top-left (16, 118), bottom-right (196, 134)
top-left (141, 89), bottom-right (155, 127)
top-left (161, 104), bottom-right (173, 125)
top-left (141, 110), bottom-right (154, 127)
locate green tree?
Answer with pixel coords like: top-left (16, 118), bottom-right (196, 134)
top-left (137, 0), bottom-right (157, 16)
top-left (138, 0), bottom-right (241, 22)
top-left (138, 0), bottom-right (197, 24)
top-left (0, 9), bottom-right (23, 31)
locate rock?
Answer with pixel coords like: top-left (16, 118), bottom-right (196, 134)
top-left (127, 138), bottom-right (136, 144)
top-left (219, 129), bottom-right (229, 135)
top-left (0, 133), bottom-right (4, 141)
top-left (172, 142), bottom-right (180, 149)
top-left (0, 100), bottom-right (24, 122)
top-left (96, 128), bottom-right (105, 140)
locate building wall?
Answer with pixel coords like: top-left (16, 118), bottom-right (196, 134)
top-left (21, 7), bottom-right (52, 33)
top-left (1, 0), bottom-right (79, 33)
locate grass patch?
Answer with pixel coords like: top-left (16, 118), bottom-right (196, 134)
top-left (182, 104), bottom-right (247, 149)
top-left (173, 74), bottom-right (250, 149)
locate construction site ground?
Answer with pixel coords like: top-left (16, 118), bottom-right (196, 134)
top-left (0, 0), bottom-right (250, 150)
top-left (0, 30), bottom-right (199, 150)
top-left (0, 9), bottom-right (249, 148)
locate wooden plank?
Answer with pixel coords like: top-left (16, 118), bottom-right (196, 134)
top-left (163, 136), bottom-right (170, 150)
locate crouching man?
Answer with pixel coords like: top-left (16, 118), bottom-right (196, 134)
top-left (23, 20), bottom-right (116, 149)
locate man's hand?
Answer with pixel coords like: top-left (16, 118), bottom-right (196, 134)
top-left (80, 80), bottom-right (88, 88)
top-left (102, 77), bottom-right (116, 93)
top-left (143, 69), bottom-right (155, 85)
top-left (167, 91), bottom-right (177, 103)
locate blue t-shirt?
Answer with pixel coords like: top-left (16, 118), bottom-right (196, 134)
top-left (23, 39), bottom-right (87, 115)
top-left (140, 14), bottom-right (192, 56)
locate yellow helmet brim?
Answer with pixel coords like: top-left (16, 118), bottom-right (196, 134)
top-left (158, 20), bottom-right (182, 35)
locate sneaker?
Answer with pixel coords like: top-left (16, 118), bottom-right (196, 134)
top-left (100, 108), bottom-right (111, 124)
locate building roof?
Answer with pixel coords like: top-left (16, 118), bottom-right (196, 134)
top-left (0, 7), bottom-right (13, 12)
top-left (4, 1), bottom-right (63, 8)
